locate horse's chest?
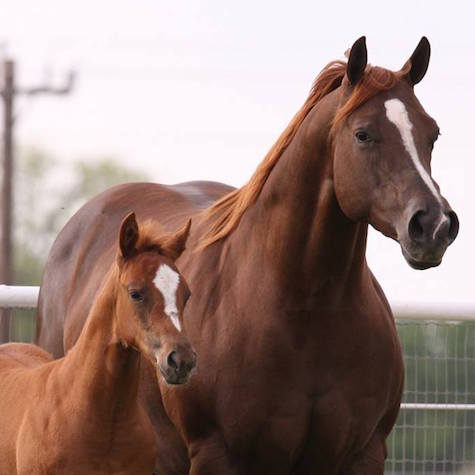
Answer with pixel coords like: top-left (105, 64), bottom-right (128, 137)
top-left (217, 307), bottom-right (402, 472)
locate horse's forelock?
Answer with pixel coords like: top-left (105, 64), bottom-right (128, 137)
top-left (332, 64), bottom-right (407, 131)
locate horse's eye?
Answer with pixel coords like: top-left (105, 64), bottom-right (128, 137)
top-left (129, 290), bottom-right (144, 302)
top-left (355, 130), bottom-right (372, 143)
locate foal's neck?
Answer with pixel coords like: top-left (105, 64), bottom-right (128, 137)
top-left (62, 268), bottom-right (141, 412)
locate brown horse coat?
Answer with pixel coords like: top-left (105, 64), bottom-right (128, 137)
top-left (0, 215), bottom-right (195, 474)
top-left (37, 38), bottom-right (458, 474)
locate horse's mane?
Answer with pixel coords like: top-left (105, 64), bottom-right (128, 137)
top-left (200, 58), bottom-right (408, 249)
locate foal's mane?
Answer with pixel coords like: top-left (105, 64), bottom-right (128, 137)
top-left (200, 59), bottom-right (407, 249)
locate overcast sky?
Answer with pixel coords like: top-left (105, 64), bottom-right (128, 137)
top-left (1, 0), bottom-right (474, 308)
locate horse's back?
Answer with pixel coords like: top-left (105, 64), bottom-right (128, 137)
top-left (0, 343), bottom-right (53, 406)
top-left (36, 181), bottom-right (233, 356)
top-left (0, 343), bottom-right (52, 404)
top-left (0, 342), bottom-right (53, 370)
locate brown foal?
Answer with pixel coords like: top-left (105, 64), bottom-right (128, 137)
top-left (0, 213), bottom-right (195, 474)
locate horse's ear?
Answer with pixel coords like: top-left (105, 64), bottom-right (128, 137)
top-left (161, 219), bottom-right (192, 261)
top-left (119, 212), bottom-right (139, 259)
top-left (346, 36), bottom-right (367, 85)
top-left (402, 36), bottom-right (430, 85)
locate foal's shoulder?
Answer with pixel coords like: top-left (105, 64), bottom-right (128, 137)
top-left (0, 342), bottom-right (53, 369)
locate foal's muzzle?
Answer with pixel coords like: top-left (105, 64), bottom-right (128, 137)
top-left (157, 343), bottom-right (197, 385)
top-left (400, 206), bottom-right (459, 269)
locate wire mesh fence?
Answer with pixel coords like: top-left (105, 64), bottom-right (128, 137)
top-left (9, 308), bottom-right (36, 342)
top-left (386, 321), bottom-right (475, 474)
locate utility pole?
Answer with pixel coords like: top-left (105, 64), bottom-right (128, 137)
top-left (0, 60), bottom-right (14, 343)
top-left (0, 58), bottom-right (75, 342)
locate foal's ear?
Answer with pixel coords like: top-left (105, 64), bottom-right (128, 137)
top-left (346, 36), bottom-right (367, 85)
top-left (161, 219), bottom-right (192, 261)
top-left (119, 212), bottom-right (139, 259)
top-left (402, 36), bottom-right (430, 85)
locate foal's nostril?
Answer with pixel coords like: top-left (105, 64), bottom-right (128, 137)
top-left (408, 210), bottom-right (425, 243)
top-left (167, 351), bottom-right (180, 372)
top-left (446, 211), bottom-right (459, 243)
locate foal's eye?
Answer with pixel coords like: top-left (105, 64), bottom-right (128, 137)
top-left (355, 130), bottom-right (372, 144)
top-left (129, 290), bottom-right (144, 302)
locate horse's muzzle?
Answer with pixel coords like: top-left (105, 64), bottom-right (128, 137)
top-left (400, 207), bottom-right (459, 269)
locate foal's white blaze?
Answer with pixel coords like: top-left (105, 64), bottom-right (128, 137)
top-left (384, 98), bottom-right (442, 205)
top-left (153, 264), bottom-right (181, 331)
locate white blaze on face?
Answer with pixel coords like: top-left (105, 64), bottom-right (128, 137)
top-left (384, 98), bottom-right (442, 205)
top-left (153, 264), bottom-right (181, 331)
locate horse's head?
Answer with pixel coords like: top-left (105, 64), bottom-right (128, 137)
top-left (332, 37), bottom-right (458, 269)
top-left (115, 212), bottom-right (196, 385)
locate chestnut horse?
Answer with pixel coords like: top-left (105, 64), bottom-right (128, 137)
top-left (0, 213), bottom-right (195, 474)
top-left (37, 37), bottom-right (459, 474)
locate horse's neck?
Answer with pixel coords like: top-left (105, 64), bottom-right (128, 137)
top-left (230, 90), bottom-right (369, 303)
top-left (60, 269), bottom-right (141, 414)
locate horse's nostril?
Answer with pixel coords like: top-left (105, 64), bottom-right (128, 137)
top-left (189, 351), bottom-right (197, 370)
top-left (446, 211), bottom-right (459, 243)
top-left (167, 351), bottom-right (180, 372)
top-left (408, 210), bottom-right (425, 243)
top-left (408, 208), bottom-right (459, 246)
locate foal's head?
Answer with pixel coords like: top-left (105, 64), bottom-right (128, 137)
top-left (332, 37), bottom-right (458, 269)
top-left (114, 212), bottom-right (196, 385)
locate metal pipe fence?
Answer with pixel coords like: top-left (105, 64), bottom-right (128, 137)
top-left (0, 285), bottom-right (39, 309)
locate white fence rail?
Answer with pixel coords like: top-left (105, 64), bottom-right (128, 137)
top-left (393, 302), bottom-right (475, 323)
top-left (0, 285), bottom-right (39, 309)
top-left (1, 285), bottom-right (474, 320)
